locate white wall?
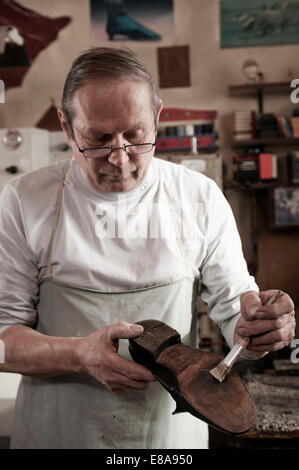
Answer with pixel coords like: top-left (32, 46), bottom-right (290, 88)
top-left (0, 0), bottom-right (91, 129)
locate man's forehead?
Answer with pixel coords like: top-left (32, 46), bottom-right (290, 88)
top-left (71, 81), bottom-right (153, 131)
top-left (73, 81), bottom-right (151, 109)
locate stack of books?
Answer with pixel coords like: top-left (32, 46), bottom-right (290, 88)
top-left (156, 108), bottom-right (218, 152)
top-left (288, 151), bottom-right (299, 183)
top-left (259, 113), bottom-right (281, 138)
top-left (276, 115), bottom-right (293, 137)
top-left (259, 153), bottom-right (278, 180)
top-left (234, 152), bottom-right (278, 184)
top-left (233, 110), bottom-right (256, 141)
top-left (233, 154), bottom-right (259, 183)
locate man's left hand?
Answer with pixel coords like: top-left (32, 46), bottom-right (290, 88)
top-left (234, 290), bottom-right (296, 352)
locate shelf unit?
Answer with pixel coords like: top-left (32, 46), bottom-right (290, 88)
top-left (232, 137), bottom-right (299, 149)
top-left (227, 81), bottom-right (299, 287)
top-left (228, 81), bottom-right (291, 114)
top-left (156, 108), bottom-right (218, 153)
top-left (229, 82), bottom-right (290, 95)
top-left (228, 81), bottom-right (298, 185)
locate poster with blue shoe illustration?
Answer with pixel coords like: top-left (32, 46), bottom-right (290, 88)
top-left (91, 0), bottom-right (173, 43)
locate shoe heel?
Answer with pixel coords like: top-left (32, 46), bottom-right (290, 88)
top-left (129, 320), bottom-right (181, 361)
top-left (129, 320), bottom-right (181, 397)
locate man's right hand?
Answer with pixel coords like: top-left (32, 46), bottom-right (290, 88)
top-left (76, 321), bottom-right (156, 394)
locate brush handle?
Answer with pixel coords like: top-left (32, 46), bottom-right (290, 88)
top-left (237, 336), bottom-right (250, 348)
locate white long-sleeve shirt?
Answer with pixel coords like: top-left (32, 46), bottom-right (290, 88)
top-left (0, 157), bottom-right (258, 347)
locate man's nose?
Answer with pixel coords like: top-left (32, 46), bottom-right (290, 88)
top-left (107, 146), bottom-right (130, 167)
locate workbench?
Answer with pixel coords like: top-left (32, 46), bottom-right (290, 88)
top-left (209, 368), bottom-right (299, 448)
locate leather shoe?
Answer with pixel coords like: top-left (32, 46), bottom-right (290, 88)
top-left (129, 319), bottom-right (256, 435)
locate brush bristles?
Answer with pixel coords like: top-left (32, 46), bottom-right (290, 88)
top-left (209, 362), bottom-right (232, 383)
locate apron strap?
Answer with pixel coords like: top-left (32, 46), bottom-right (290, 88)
top-left (45, 159), bottom-right (191, 279)
top-left (163, 183), bottom-right (191, 276)
top-left (46, 160), bottom-right (71, 278)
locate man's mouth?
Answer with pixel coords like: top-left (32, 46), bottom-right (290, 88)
top-left (105, 173), bottom-right (128, 179)
top-left (101, 169), bottom-right (136, 179)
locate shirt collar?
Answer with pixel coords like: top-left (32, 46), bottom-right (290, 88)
top-left (70, 156), bottom-right (156, 201)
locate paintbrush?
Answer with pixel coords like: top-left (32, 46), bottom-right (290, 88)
top-left (209, 290), bottom-right (283, 383)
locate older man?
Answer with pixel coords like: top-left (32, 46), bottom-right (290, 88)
top-left (0, 48), bottom-right (295, 449)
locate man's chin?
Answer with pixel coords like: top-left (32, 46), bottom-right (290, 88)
top-left (96, 176), bottom-right (137, 193)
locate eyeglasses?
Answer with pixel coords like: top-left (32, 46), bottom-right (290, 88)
top-left (76, 142), bottom-right (156, 159)
top-left (66, 113), bottom-right (156, 159)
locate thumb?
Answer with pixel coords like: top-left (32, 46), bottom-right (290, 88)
top-left (240, 290), bottom-right (263, 321)
top-left (108, 321), bottom-right (144, 342)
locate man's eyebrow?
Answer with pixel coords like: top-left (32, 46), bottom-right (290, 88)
top-left (86, 128), bottom-right (106, 137)
top-left (88, 122), bottom-right (144, 137)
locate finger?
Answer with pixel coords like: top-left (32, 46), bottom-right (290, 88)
top-left (111, 381), bottom-right (151, 395)
top-left (107, 351), bottom-right (155, 382)
top-left (120, 378), bottom-right (152, 391)
top-left (240, 290), bottom-right (263, 321)
top-left (249, 321), bottom-right (296, 347)
top-left (108, 376), bottom-right (152, 392)
top-left (258, 289), bottom-right (282, 306)
top-left (249, 327), bottom-right (296, 352)
top-left (249, 341), bottom-right (288, 352)
top-left (255, 293), bottom-right (295, 320)
top-left (108, 321), bottom-right (144, 341)
top-left (236, 313), bottom-right (293, 337)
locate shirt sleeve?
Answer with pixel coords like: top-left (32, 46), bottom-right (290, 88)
top-left (199, 181), bottom-right (259, 349)
top-left (0, 182), bottom-right (39, 334)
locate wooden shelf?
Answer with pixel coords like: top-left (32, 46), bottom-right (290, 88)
top-left (225, 181), bottom-right (277, 191)
top-left (228, 82), bottom-right (291, 97)
top-left (232, 137), bottom-right (299, 148)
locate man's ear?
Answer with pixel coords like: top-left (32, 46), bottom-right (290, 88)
top-left (156, 99), bottom-right (163, 125)
top-left (154, 99), bottom-right (163, 135)
top-left (57, 108), bottom-right (72, 143)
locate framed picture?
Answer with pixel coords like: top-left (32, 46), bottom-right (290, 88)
top-left (269, 186), bottom-right (299, 229)
top-left (90, 0), bottom-right (173, 44)
top-left (221, 0), bottom-right (299, 48)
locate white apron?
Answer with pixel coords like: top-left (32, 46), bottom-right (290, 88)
top-left (10, 161), bottom-right (209, 449)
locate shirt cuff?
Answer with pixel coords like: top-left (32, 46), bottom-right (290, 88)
top-left (220, 313), bottom-right (241, 350)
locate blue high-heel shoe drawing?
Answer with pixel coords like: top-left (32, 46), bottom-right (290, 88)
top-left (104, 0), bottom-right (161, 41)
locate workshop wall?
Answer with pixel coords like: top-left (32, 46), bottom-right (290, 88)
top-left (0, 0), bottom-right (90, 129)
top-left (1, 0), bottom-right (299, 302)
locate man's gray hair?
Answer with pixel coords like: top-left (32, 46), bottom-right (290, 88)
top-left (62, 47), bottom-right (160, 123)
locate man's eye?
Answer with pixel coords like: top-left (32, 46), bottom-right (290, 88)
top-left (85, 134), bottom-right (111, 146)
top-left (85, 143), bottom-right (100, 148)
top-left (86, 139), bottom-right (106, 147)
top-left (125, 132), bottom-right (143, 142)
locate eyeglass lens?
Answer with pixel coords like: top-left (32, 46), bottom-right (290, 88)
top-left (84, 144), bottom-right (154, 158)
